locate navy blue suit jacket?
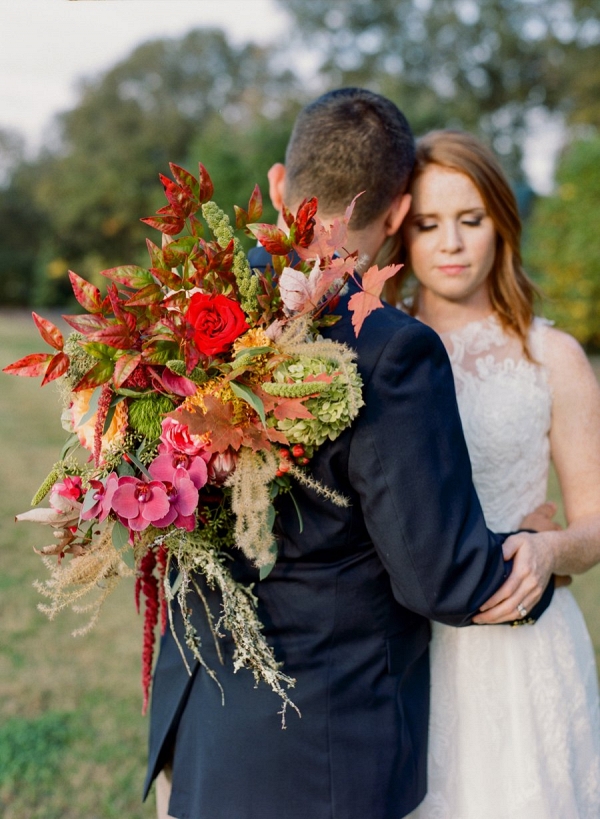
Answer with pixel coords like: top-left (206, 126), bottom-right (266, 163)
top-left (144, 246), bottom-right (553, 819)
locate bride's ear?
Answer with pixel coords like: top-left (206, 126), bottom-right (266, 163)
top-left (268, 163), bottom-right (286, 212)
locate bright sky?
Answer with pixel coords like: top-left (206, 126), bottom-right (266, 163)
top-left (0, 0), bottom-right (290, 152)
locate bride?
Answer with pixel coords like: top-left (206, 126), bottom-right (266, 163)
top-left (389, 130), bottom-right (600, 818)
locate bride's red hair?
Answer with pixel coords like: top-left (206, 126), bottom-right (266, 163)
top-left (384, 130), bottom-right (539, 356)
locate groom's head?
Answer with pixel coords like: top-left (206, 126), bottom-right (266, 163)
top-left (269, 88), bottom-right (415, 232)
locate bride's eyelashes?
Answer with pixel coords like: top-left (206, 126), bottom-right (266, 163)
top-left (414, 217), bottom-right (483, 232)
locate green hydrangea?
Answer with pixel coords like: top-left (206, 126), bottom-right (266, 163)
top-left (128, 394), bottom-right (175, 441)
top-left (271, 356), bottom-right (364, 447)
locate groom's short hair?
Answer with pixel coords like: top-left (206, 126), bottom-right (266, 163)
top-left (284, 88), bottom-right (415, 230)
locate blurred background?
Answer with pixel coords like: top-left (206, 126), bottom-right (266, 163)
top-left (0, 1), bottom-right (598, 817)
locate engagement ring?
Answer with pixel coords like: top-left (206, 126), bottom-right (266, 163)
top-left (517, 603), bottom-right (527, 618)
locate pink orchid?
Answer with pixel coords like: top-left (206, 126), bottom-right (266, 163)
top-left (51, 476), bottom-right (83, 504)
top-left (149, 450), bottom-right (208, 490)
top-left (158, 417), bottom-right (208, 457)
top-left (152, 468), bottom-right (199, 531)
top-left (80, 472), bottom-right (119, 523)
top-left (111, 477), bottom-right (171, 532)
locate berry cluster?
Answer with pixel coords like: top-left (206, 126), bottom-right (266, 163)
top-left (276, 445), bottom-right (310, 477)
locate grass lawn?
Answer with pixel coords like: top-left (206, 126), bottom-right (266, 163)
top-left (0, 312), bottom-right (154, 819)
top-left (0, 310), bottom-right (598, 817)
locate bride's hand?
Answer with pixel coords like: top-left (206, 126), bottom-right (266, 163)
top-left (473, 532), bottom-right (557, 624)
top-left (520, 501), bottom-right (563, 532)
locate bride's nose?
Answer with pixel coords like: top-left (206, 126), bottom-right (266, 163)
top-left (440, 221), bottom-right (463, 253)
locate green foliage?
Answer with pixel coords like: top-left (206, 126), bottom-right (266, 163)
top-left (1, 28), bottom-right (304, 308)
top-left (524, 137), bottom-right (600, 349)
top-left (275, 0), bottom-right (599, 173)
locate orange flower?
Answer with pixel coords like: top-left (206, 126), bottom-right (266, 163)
top-left (70, 388), bottom-right (128, 460)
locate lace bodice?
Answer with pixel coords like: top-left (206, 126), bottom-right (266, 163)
top-left (439, 315), bottom-right (552, 531)
top-left (409, 313), bottom-right (600, 819)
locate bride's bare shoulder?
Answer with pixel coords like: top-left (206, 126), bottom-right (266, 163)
top-left (541, 324), bottom-right (600, 401)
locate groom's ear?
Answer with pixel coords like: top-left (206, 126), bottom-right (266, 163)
top-left (383, 193), bottom-right (412, 237)
top-left (268, 163), bottom-right (287, 212)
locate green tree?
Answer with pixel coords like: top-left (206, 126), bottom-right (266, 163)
top-left (26, 29), bottom-right (303, 305)
top-left (275, 0), bottom-right (599, 173)
top-left (524, 137), bottom-right (600, 349)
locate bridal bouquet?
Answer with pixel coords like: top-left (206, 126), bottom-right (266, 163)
top-left (4, 162), bottom-right (398, 716)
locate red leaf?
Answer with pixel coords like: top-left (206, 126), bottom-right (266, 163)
top-left (140, 214), bottom-right (185, 235)
top-left (207, 240), bottom-right (235, 275)
top-left (101, 265), bottom-right (154, 289)
top-left (73, 360), bottom-right (114, 391)
top-left (162, 291), bottom-right (189, 312)
top-left (68, 271), bottom-right (103, 313)
top-left (41, 351), bottom-right (70, 386)
top-left (32, 312), bottom-right (64, 351)
top-left (234, 205), bottom-right (249, 231)
top-left (292, 198), bottom-right (318, 248)
top-left (348, 263), bottom-right (402, 335)
top-left (198, 162), bottom-right (214, 204)
top-left (247, 185), bottom-right (263, 222)
top-left (113, 353), bottom-right (142, 388)
top-left (86, 324), bottom-right (136, 350)
top-left (188, 215), bottom-right (204, 238)
top-left (125, 283), bottom-right (165, 307)
top-left (159, 173), bottom-right (196, 218)
top-left (169, 163), bottom-right (201, 203)
top-left (149, 266), bottom-right (182, 290)
top-left (246, 223), bottom-right (291, 255)
top-left (145, 239), bottom-right (167, 271)
top-left (281, 203), bottom-right (295, 229)
top-left (63, 313), bottom-right (111, 334)
top-left (2, 352), bottom-right (53, 378)
top-left (176, 395), bottom-right (244, 454)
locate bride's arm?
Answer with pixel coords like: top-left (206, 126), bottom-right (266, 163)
top-left (539, 328), bottom-right (600, 574)
top-left (474, 328), bottom-right (600, 624)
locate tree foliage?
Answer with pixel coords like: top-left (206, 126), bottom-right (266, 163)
top-left (525, 137), bottom-right (600, 349)
top-left (275, 0), bottom-right (599, 170)
top-left (2, 29), bottom-right (304, 306)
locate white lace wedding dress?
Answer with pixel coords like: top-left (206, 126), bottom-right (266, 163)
top-left (409, 315), bottom-right (600, 819)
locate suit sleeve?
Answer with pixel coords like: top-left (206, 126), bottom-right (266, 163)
top-left (348, 320), bottom-right (553, 626)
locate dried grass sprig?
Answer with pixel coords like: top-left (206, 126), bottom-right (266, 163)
top-left (287, 464), bottom-right (350, 507)
top-left (161, 529), bottom-right (299, 725)
top-left (34, 523), bottom-right (133, 636)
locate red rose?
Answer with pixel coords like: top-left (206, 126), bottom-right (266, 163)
top-left (186, 293), bottom-right (248, 357)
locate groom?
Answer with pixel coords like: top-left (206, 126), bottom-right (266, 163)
top-left (145, 88), bottom-right (554, 819)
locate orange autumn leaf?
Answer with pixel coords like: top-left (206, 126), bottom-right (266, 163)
top-left (348, 264), bottom-right (402, 335)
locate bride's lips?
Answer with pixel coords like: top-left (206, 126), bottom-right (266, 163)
top-left (438, 265), bottom-right (467, 275)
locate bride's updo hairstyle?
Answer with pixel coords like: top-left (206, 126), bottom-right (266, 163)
top-left (386, 130), bottom-right (539, 355)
